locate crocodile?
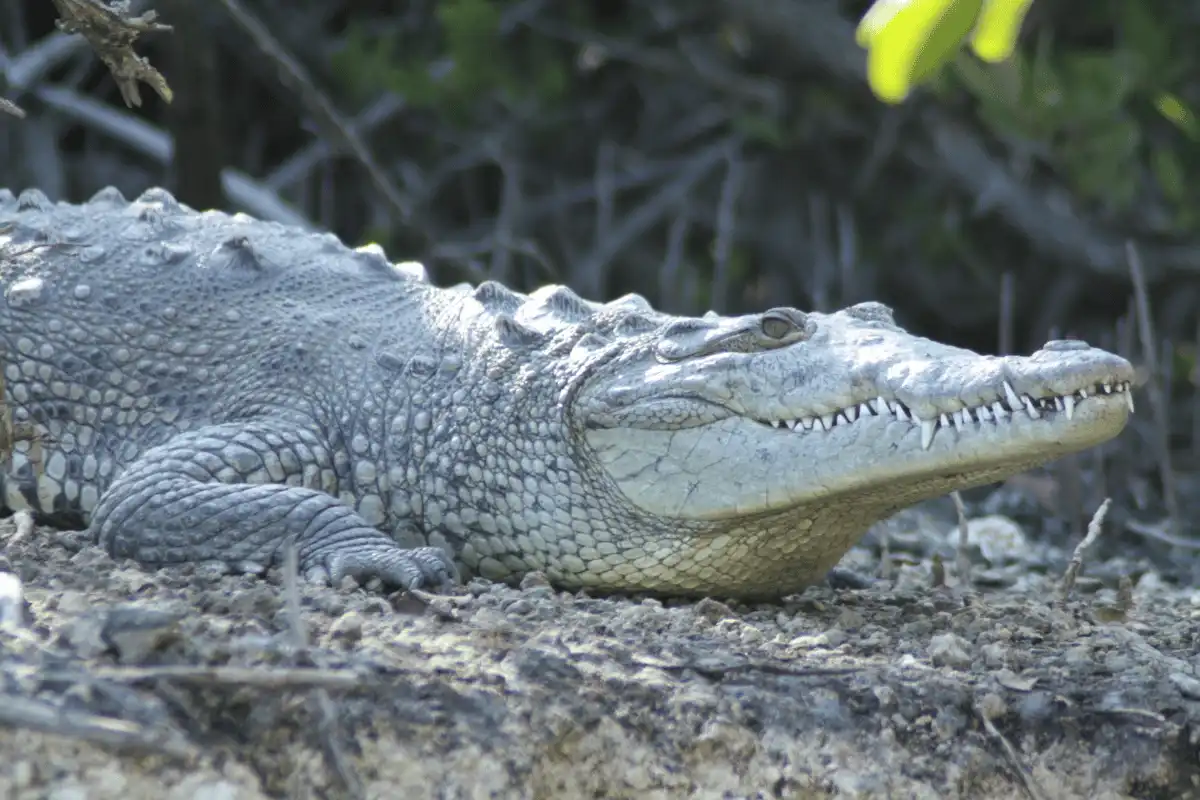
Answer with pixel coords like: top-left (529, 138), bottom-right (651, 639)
top-left (0, 186), bottom-right (1135, 599)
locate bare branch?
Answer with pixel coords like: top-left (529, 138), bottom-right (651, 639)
top-left (213, 0), bottom-right (415, 230)
top-left (33, 85), bottom-right (311, 227)
top-left (50, 0), bottom-right (172, 107)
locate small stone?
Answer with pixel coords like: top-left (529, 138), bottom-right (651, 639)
top-left (504, 598), bottom-right (535, 616)
top-left (695, 596), bottom-right (735, 622)
top-left (928, 632), bottom-right (972, 669)
top-left (519, 571), bottom-right (550, 589)
top-left (740, 625), bottom-right (765, 645)
top-left (329, 611), bottom-right (365, 642)
top-left (10, 760), bottom-right (34, 789)
top-left (102, 604), bottom-right (183, 663)
top-left (835, 608), bottom-right (866, 630)
top-left (977, 692), bottom-right (1008, 720)
top-left (57, 591), bottom-right (91, 614)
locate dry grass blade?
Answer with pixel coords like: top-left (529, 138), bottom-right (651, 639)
top-left (951, 491), bottom-right (972, 589)
top-left (50, 0), bottom-right (173, 107)
top-left (1059, 498), bottom-right (1111, 598)
top-left (975, 702), bottom-right (1047, 800)
top-left (1126, 241), bottom-right (1180, 534)
top-left (0, 97), bottom-right (27, 118)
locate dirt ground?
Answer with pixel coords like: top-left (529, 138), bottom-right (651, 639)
top-left (2, 491), bottom-right (1200, 800)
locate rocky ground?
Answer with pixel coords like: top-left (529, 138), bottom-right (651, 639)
top-left (2, 493), bottom-right (1200, 800)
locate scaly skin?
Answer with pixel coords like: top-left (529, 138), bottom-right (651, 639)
top-left (0, 187), bottom-right (1135, 599)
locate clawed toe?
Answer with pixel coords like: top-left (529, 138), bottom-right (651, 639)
top-left (318, 544), bottom-right (460, 593)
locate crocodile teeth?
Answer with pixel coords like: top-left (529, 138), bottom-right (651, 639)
top-left (920, 419), bottom-right (936, 450)
top-left (762, 377), bottom-right (1133, 438)
top-left (1002, 381), bottom-right (1021, 411)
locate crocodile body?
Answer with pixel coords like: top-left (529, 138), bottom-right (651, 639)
top-left (0, 187), bottom-right (1135, 599)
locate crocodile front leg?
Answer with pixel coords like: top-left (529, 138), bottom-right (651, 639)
top-left (89, 421), bottom-right (456, 590)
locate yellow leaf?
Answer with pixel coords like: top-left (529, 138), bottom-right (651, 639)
top-left (970, 0), bottom-right (1034, 63)
top-left (856, 0), bottom-right (910, 47)
top-left (862, 0), bottom-right (983, 103)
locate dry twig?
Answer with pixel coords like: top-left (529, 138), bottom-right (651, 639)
top-left (50, 0), bottom-right (172, 107)
top-left (1059, 498), bottom-right (1111, 598)
top-left (213, 0), bottom-right (413, 234)
top-left (282, 543), bottom-right (366, 800)
top-left (74, 664), bottom-right (365, 689)
top-left (0, 693), bottom-right (196, 759)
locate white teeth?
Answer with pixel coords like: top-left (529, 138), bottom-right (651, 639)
top-left (1022, 396), bottom-right (1040, 419)
top-left (1003, 381), bottom-right (1021, 410)
top-left (920, 419), bottom-right (936, 450)
top-left (765, 377), bottom-right (1133, 439)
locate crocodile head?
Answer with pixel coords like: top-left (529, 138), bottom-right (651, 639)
top-left (566, 299), bottom-right (1133, 595)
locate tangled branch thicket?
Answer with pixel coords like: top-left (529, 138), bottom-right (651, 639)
top-left (5, 0), bottom-right (1200, 541)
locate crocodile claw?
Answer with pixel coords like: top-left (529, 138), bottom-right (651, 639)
top-left (314, 545), bottom-right (460, 591)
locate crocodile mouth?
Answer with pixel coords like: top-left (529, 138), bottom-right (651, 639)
top-left (585, 367), bottom-right (1134, 523)
top-left (751, 379), bottom-right (1134, 450)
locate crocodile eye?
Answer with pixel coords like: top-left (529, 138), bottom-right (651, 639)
top-left (760, 313), bottom-right (797, 340)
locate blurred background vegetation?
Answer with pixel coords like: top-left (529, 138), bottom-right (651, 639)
top-left (4, 0), bottom-right (1200, 545)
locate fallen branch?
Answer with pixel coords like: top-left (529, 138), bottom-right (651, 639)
top-left (0, 693), bottom-right (197, 759)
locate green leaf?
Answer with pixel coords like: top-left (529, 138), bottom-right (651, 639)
top-left (1150, 145), bottom-right (1187, 203)
top-left (1155, 92), bottom-right (1200, 141)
